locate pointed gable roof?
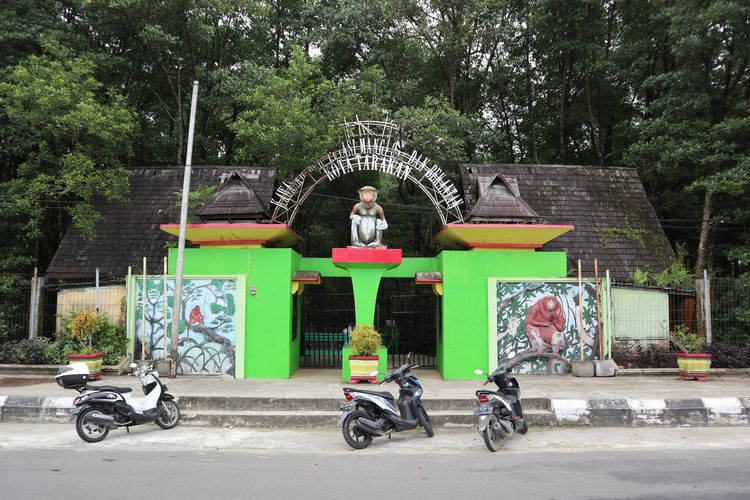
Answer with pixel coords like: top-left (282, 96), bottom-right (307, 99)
top-left (46, 166), bottom-right (277, 278)
top-left (459, 164), bottom-right (675, 279)
top-left (469, 173), bottom-right (540, 222)
top-left (196, 169), bottom-right (271, 222)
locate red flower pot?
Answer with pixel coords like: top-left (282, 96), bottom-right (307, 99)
top-left (68, 352), bottom-right (105, 380)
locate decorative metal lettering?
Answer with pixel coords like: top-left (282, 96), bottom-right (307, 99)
top-left (271, 118), bottom-right (465, 226)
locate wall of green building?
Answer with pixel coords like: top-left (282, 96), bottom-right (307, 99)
top-left (169, 247), bottom-right (300, 379)
top-left (438, 250), bottom-right (567, 380)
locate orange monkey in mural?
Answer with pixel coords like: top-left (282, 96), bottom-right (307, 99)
top-left (524, 296), bottom-right (565, 358)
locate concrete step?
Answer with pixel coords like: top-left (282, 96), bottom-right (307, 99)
top-left (179, 409), bottom-right (556, 428)
top-left (178, 396), bottom-right (551, 412)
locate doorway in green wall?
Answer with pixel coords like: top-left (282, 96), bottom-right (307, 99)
top-left (298, 278), bottom-right (438, 368)
top-left (300, 279), bottom-right (354, 368)
top-left (377, 280), bottom-right (438, 368)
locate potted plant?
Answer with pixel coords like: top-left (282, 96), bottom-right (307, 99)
top-left (67, 310), bottom-right (105, 379)
top-left (349, 325), bottom-right (382, 383)
top-left (670, 325), bottom-right (712, 381)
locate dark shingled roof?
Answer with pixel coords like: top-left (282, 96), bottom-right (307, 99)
top-left (46, 166), bottom-right (277, 279)
top-left (196, 170), bottom-right (271, 221)
top-left (460, 164), bottom-right (675, 279)
top-left (469, 173), bottom-right (540, 222)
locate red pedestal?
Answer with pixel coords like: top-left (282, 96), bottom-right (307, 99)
top-left (332, 247), bottom-right (402, 265)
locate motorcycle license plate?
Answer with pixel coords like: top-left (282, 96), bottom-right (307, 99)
top-left (473, 405), bottom-right (493, 416)
top-left (337, 403), bottom-right (354, 427)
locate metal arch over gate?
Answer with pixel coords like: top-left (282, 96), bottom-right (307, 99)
top-left (270, 119), bottom-right (465, 226)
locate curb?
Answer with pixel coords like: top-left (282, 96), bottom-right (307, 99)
top-left (0, 364), bottom-right (121, 376)
top-left (617, 368), bottom-right (750, 376)
top-left (2, 396), bottom-right (748, 428)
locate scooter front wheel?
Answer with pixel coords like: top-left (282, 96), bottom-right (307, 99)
top-left (155, 400), bottom-right (181, 429)
top-left (482, 415), bottom-right (503, 452)
top-left (76, 407), bottom-right (111, 443)
top-left (418, 406), bottom-right (434, 437)
top-left (342, 410), bottom-right (373, 450)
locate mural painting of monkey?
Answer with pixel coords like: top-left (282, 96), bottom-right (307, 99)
top-left (524, 296), bottom-right (565, 358)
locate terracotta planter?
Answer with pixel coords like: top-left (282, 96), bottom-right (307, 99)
top-left (68, 352), bottom-right (105, 380)
top-left (349, 356), bottom-right (379, 383)
top-left (676, 352), bottom-right (712, 381)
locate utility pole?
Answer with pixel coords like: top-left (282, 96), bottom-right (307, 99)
top-left (170, 80), bottom-right (199, 378)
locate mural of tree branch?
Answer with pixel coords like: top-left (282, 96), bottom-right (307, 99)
top-left (134, 278), bottom-right (237, 375)
top-left (495, 281), bottom-right (599, 374)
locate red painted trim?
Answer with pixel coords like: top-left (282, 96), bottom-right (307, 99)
top-left (415, 279), bottom-right (442, 284)
top-left (348, 356), bottom-right (379, 360)
top-left (332, 247), bottom-right (403, 264)
top-left (467, 242), bottom-right (543, 249)
top-left (292, 277), bottom-right (320, 282)
top-left (194, 239), bottom-right (267, 246)
top-left (676, 353), bottom-right (712, 358)
top-left (350, 376), bottom-right (377, 384)
top-left (68, 353), bottom-right (104, 359)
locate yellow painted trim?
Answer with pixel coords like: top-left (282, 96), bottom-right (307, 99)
top-left (432, 283), bottom-right (444, 296)
top-left (200, 243), bottom-right (264, 249)
top-left (469, 247), bottom-right (533, 252)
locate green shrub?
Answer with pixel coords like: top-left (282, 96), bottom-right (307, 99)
top-left (0, 338), bottom-right (52, 364)
top-left (55, 311), bottom-right (127, 364)
top-left (614, 340), bottom-right (750, 368)
top-left (669, 325), bottom-right (706, 353)
top-left (350, 325), bottom-right (381, 356)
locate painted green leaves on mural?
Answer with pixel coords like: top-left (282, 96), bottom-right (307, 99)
top-left (209, 293), bottom-right (235, 317)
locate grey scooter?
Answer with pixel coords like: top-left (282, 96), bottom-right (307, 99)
top-left (473, 354), bottom-right (528, 451)
top-left (338, 354), bottom-right (434, 449)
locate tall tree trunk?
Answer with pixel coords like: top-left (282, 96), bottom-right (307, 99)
top-left (175, 68), bottom-right (183, 165)
top-left (585, 78), bottom-right (604, 165)
top-left (559, 55), bottom-right (568, 163)
top-left (695, 189), bottom-right (713, 273)
top-left (525, 35), bottom-right (537, 163)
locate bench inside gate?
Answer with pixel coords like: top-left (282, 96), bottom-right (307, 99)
top-left (304, 332), bottom-right (349, 356)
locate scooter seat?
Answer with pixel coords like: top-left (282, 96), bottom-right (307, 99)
top-left (344, 387), bottom-right (395, 400)
top-left (90, 385), bottom-right (133, 394)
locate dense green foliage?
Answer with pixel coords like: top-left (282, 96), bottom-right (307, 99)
top-left (43, 311), bottom-right (127, 365)
top-left (0, 310), bottom-right (126, 364)
top-left (350, 324), bottom-right (382, 356)
top-left (0, 0), bottom-right (748, 276)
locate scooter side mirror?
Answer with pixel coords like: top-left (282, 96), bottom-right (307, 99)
top-left (473, 369), bottom-right (485, 375)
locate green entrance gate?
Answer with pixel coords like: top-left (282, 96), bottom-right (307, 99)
top-left (299, 286), bottom-right (437, 368)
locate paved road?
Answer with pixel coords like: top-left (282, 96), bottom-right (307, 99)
top-left (1, 424), bottom-right (749, 499)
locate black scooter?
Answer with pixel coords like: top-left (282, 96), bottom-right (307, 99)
top-left (338, 354), bottom-right (434, 449)
top-left (473, 355), bottom-right (528, 451)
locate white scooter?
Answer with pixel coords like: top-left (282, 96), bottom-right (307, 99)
top-left (56, 362), bottom-right (180, 443)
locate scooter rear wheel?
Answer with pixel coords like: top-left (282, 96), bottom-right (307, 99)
top-left (155, 400), bottom-right (180, 429)
top-left (76, 407), bottom-right (110, 443)
top-left (482, 415), bottom-right (503, 452)
top-left (342, 410), bottom-right (373, 450)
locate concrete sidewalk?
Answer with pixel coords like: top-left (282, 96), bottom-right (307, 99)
top-left (1, 368), bottom-right (749, 428)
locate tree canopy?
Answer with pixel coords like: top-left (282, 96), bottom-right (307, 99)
top-left (0, 0), bottom-right (748, 276)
